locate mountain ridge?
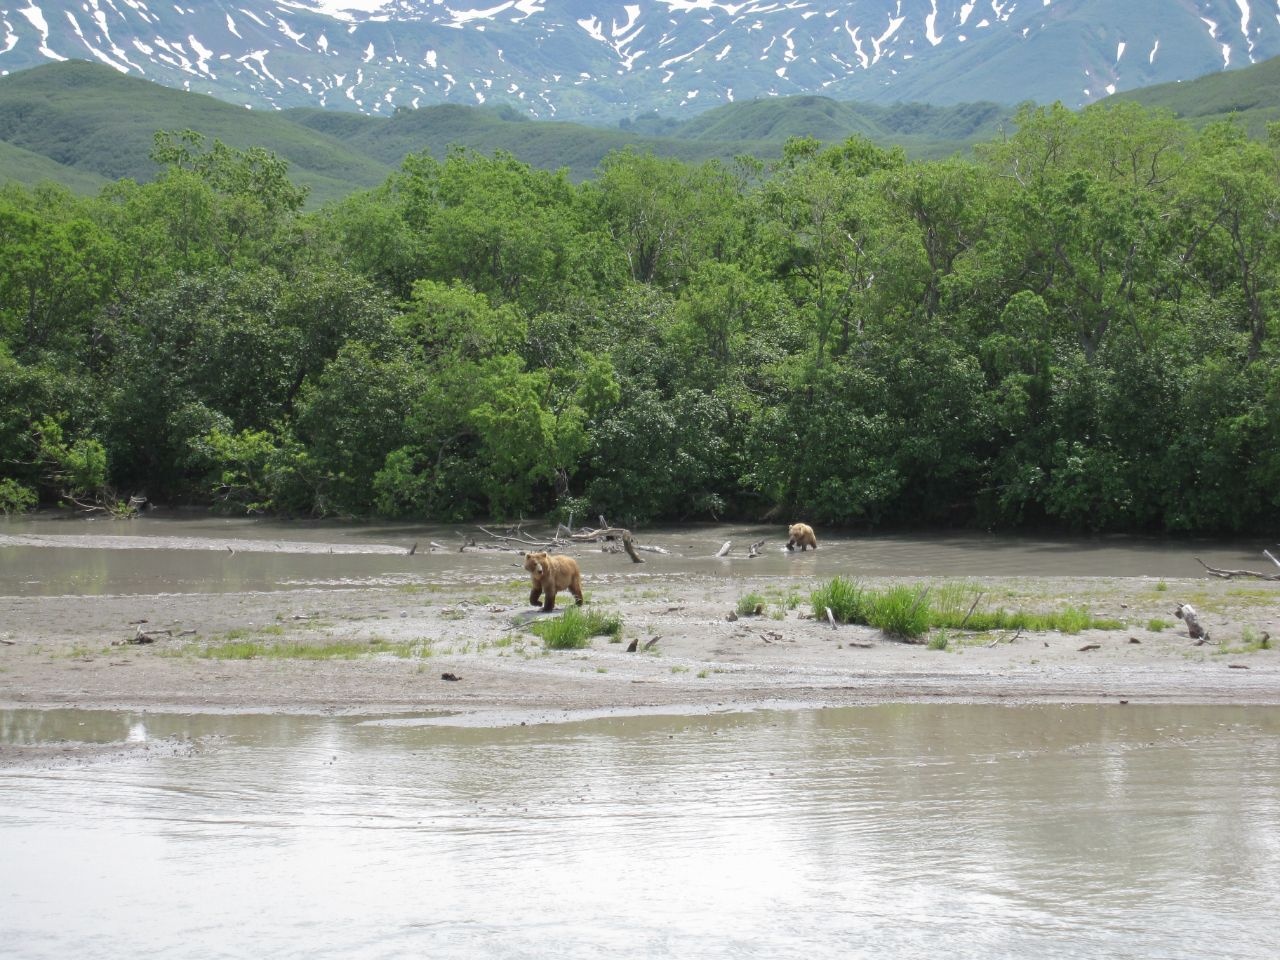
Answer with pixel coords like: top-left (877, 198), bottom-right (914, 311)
top-left (0, 1), bottom-right (1276, 124)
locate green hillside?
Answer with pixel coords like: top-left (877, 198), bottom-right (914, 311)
top-left (19, 55), bottom-right (1269, 206)
top-left (0, 138), bottom-right (107, 193)
top-left (2, 61), bottom-right (1018, 202)
top-left (285, 101), bottom-right (785, 178)
top-left (0, 61), bottom-right (393, 204)
top-left (285, 95), bottom-right (1010, 176)
top-left (1111, 54), bottom-right (1280, 135)
top-left (672, 96), bottom-right (1010, 159)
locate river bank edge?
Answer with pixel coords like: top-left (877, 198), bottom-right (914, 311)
top-left (2, 569), bottom-right (1277, 736)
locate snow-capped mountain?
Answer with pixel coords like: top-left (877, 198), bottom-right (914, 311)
top-left (1, 1), bottom-right (1277, 122)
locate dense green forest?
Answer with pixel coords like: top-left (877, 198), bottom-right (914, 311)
top-left (2, 100), bottom-right (1279, 533)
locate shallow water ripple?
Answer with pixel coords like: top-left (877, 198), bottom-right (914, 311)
top-left (2, 705), bottom-right (1278, 959)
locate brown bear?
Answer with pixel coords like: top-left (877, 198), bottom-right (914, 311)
top-left (787, 522), bottom-right (818, 551)
top-left (523, 551), bottom-right (585, 612)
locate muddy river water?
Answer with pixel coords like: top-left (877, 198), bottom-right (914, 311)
top-left (3, 704), bottom-right (1279, 958)
top-left (0, 514), bottom-right (1270, 595)
top-left (3, 517), bottom-right (1279, 956)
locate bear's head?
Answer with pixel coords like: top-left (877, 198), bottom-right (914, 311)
top-left (788, 523), bottom-right (807, 539)
top-left (523, 551), bottom-right (549, 576)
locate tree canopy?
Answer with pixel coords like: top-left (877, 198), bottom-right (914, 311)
top-left (2, 106), bottom-right (1278, 533)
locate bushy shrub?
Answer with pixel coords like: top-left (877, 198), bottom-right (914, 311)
top-left (0, 477), bottom-right (37, 515)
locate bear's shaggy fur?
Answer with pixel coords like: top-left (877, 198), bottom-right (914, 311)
top-left (787, 522), bottom-right (818, 551)
top-left (523, 551), bottom-right (585, 612)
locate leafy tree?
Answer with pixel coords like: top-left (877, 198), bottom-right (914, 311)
top-left (591, 151), bottom-right (745, 289)
top-left (0, 185), bottom-right (119, 361)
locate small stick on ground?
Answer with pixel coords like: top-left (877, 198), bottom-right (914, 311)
top-left (959, 592), bottom-right (984, 629)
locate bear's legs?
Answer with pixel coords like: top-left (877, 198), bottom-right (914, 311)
top-left (529, 586), bottom-right (543, 606)
top-left (541, 587), bottom-right (557, 613)
top-left (570, 575), bottom-right (584, 606)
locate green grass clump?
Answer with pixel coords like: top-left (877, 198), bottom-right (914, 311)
top-left (866, 584), bottom-right (933, 638)
top-left (810, 577), bottom-right (869, 624)
top-left (810, 578), bottom-right (1125, 639)
top-left (1147, 618), bottom-right (1173, 632)
top-left (529, 608), bottom-right (623, 649)
top-left (927, 630), bottom-right (950, 651)
top-left (736, 592), bottom-right (767, 616)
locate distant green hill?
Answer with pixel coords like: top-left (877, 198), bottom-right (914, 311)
top-left (17, 60), bottom-right (1206, 205)
top-left (0, 138), bottom-right (107, 193)
top-left (285, 101), bottom-right (786, 177)
top-left (0, 62), bottom-right (393, 204)
top-left (1, 61), bottom-right (1020, 202)
top-left (278, 95), bottom-right (1013, 178)
top-left (671, 96), bottom-right (1010, 160)
top-left (1110, 53), bottom-right (1280, 135)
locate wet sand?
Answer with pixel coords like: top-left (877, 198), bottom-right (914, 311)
top-left (2, 520), bottom-right (1278, 730)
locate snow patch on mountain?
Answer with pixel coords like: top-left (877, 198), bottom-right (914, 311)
top-left (278, 0), bottom-right (392, 21)
top-left (19, 4), bottom-right (67, 61)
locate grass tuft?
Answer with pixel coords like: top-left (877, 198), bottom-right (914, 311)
top-left (529, 607), bottom-right (622, 650)
top-left (866, 584), bottom-right (932, 638)
top-left (810, 576), bottom-right (869, 625)
top-left (810, 579), bottom-right (1126, 640)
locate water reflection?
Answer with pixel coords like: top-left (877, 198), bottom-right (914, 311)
top-left (1, 704), bottom-right (1278, 958)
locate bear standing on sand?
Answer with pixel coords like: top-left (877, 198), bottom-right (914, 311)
top-left (787, 523), bottom-right (817, 551)
top-left (523, 551), bottom-right (585, 612)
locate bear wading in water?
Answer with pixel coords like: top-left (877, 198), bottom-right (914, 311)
top-left (787, 523), bottom-right (818, 551)
top-left (523, 551), bottom-right (585, 612)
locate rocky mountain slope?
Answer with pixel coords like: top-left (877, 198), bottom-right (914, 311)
top-left (1, 1), bottom-right (1277, 123)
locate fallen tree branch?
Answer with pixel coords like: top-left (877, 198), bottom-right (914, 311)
top-left (1195, 557), bottom-right (1280, 581)
top-left (476, 525), bottom-right (551, 548)
top-left (571, 526), bottom-right (646, 563)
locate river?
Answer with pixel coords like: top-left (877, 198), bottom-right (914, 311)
top-left (0, 513), bottom-right (1270, 596)
top-left (2, 704), bottom-right (1278, 958)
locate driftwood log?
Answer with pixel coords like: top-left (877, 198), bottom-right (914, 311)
top-left (1195, 555), bottom-right (1280, 581)
top-left (572, 527), bottom-right (646, 563)
top-left (468, 522), bottom-right (668, 563)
